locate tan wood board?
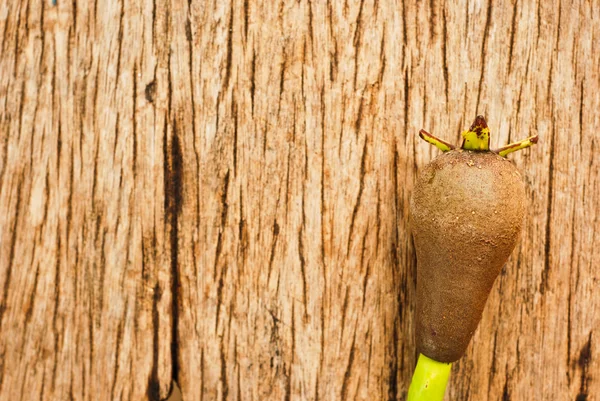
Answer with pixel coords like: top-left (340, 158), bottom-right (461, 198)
top-left (1, 0), bottom-right (598, 400)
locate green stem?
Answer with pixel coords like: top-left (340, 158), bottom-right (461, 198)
top-left (419, 129), bottom-right (456, 152)
top-left (407, 354), bottom-right (452, 401)
top-left (493, 134), bottom-right (539, 157)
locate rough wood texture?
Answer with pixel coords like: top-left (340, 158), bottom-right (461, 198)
top-left (0, 1), bottom-right (174, 399)
top-left (1, 1), bottom-right (598, 400)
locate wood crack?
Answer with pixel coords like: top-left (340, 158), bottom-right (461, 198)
top-left (540, 111), bottom-right (555, 294)
top-left (347, 138), bottom-right (368, 255)
top-left (214, 169), bottom-right (231, 331)
top-left (0, 174), bottom-right (24, 331)
top-left (475, 0), bottom-right (493, 113)
top-left (507, 0), bottom-right (518, 75)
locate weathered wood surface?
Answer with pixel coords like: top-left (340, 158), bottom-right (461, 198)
top-left (1, 0), bottom-right (598, 400)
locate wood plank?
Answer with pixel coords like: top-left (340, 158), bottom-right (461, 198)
top-left (1, 0), bottom-right (598, 400)
top-left (0, 1), bottom-right (173, 399)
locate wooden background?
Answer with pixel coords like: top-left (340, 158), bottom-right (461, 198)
top-left (1, 0), bottom-right (598, 400)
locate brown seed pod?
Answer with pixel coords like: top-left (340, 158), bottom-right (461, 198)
top-left (410, 124), bottom-right (531, 363)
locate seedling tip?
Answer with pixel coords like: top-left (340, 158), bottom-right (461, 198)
top-left (418, 116), bottom-right (538, 157)
top-left (461, 115), bottom-right (490, 151)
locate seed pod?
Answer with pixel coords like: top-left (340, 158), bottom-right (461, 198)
top-left (410, 149), bottom-right (526, 362)
top-left (407, 116), bottom-right (537, 401)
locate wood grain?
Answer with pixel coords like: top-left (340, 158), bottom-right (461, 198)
top-left (1, 0), bottom-right (598, 400)
top-left (0, 0), bottom-right (174, 399)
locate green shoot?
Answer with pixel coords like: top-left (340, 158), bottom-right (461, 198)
top-left (419, 129), bottom-right (456, 152)
top-left (407, 354), bottom-right (452, 401)
top-left (493, 135), bottom-right (539, 156)
top-left (461, 115), bottom-right (490, 151)
top-left (418, 115), bottom-right (538, 158)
